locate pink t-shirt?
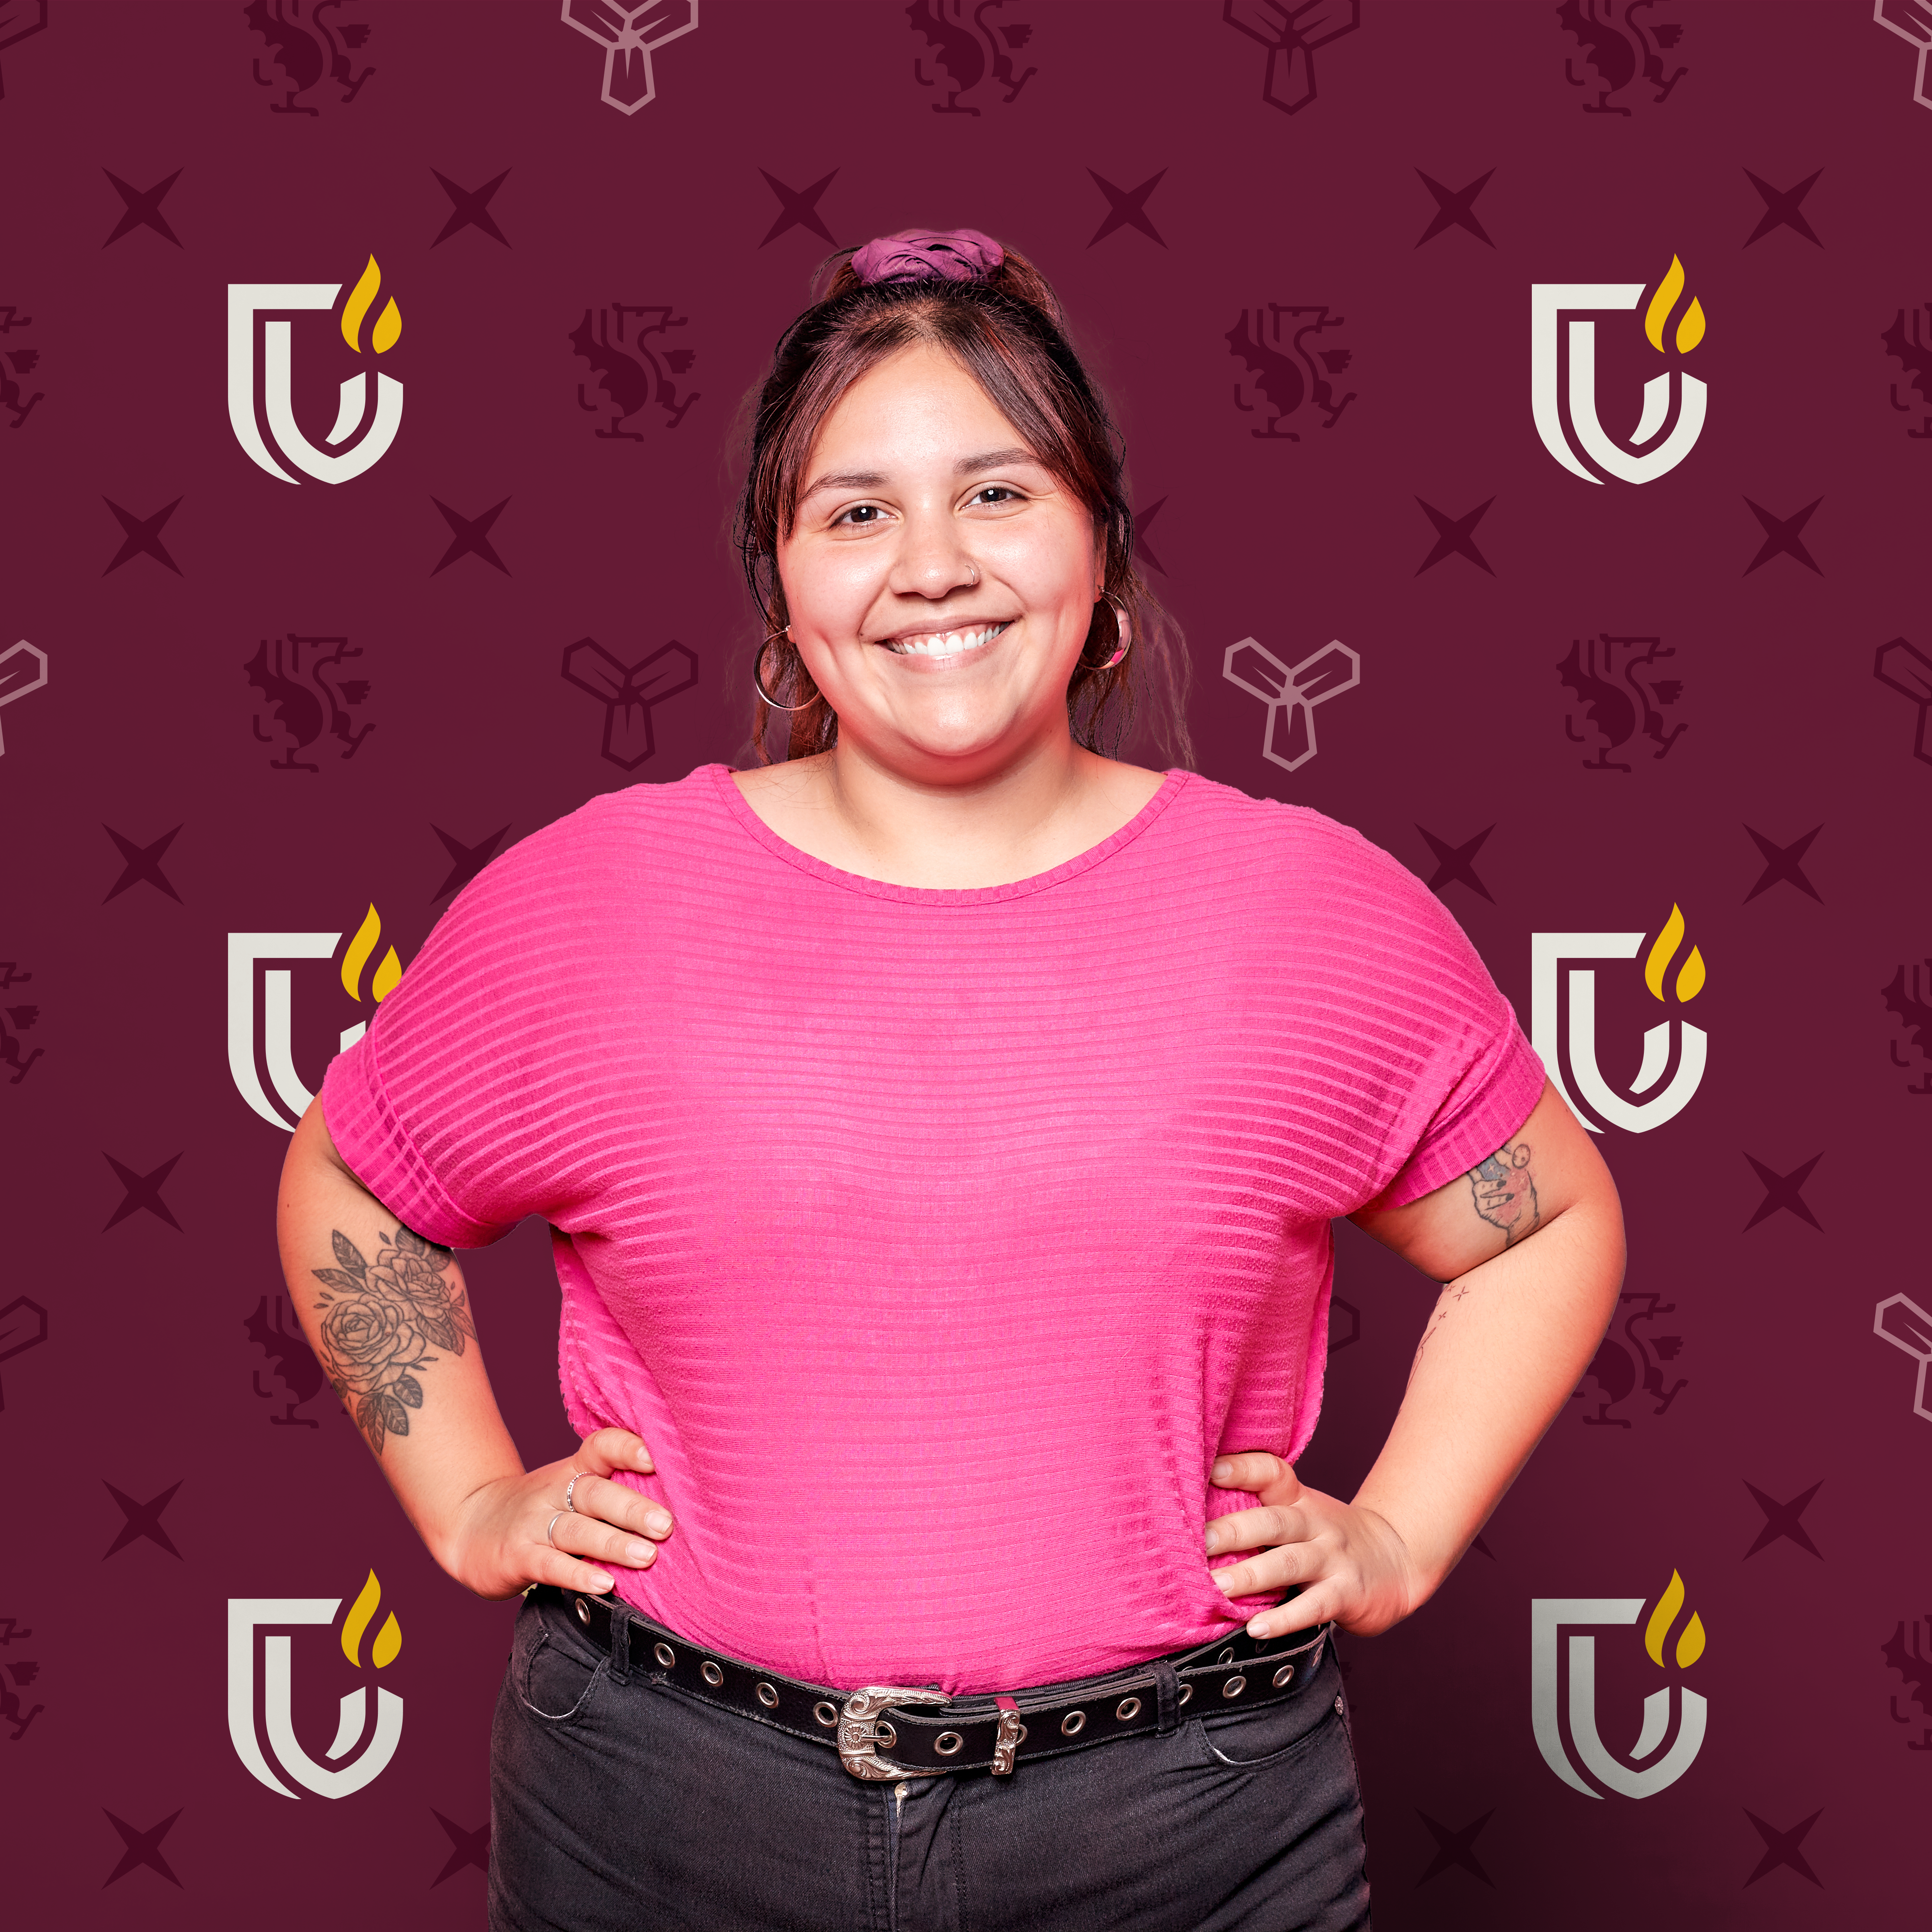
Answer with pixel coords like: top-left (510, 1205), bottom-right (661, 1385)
top-left (322, 764), bottom-right (1544, 1694)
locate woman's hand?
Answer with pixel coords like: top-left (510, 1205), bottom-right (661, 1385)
top-left (1204, 1453), bottom-right (1423, 1641)
top-left (441, 1428), bottom-right (674, 1601)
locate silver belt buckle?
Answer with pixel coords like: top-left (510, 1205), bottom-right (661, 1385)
top-left (837, 1685), bottom-right (951, 1781)
top-left (991, 1702), bottom-right (1023, 1775)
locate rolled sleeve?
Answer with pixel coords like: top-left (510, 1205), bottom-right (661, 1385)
top-left (320, 1025), bottom-right (516, 1249)
top-left (1365, 1023), bottom-right (1546, 1211)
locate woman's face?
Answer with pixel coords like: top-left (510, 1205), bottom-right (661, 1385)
top-left (774, 341), bottom-right (1102, 778)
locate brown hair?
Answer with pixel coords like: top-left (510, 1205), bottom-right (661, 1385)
top-left (733, 242), bottom-right (1193, 766)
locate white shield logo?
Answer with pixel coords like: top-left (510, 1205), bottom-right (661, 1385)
top-left (1531, 1578), bottom-right (1707, 1800)
top-left (228, 910), bottom-right (401, 1131)
top-left (1531, 259), bottom-right (1706, 486)
top-left (227, 932), bottom-right (341, 1130)
top-left (227, 1575), bottom-right (404, 1800)
top-left (227, 258), bottom-right (403, 485)
top-left (1530, 907), bottom-right (1708, 1135)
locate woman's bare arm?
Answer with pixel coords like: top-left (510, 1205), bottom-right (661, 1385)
top-left (1347, 1079), bottom-right (1624, 1595)
top-left (1204, 1080), bottom-right (1625, 1638)
top-left (276, 1097), bottom-right (673, 1599)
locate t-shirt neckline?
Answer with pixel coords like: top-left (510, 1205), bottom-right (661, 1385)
top-left (704, 761), bottom-right (1192, 905)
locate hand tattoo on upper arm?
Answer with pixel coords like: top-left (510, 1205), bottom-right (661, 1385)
top-left (310, 1223), bottom-right (474, 1455)
top-left (1469, 1141), bottom-right (1540, 1248)
top-left (1407, 1138), bottom-right (1542, 1383)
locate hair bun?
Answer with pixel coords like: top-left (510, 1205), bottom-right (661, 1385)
top-left (848, 228), bottom-right (1005, 287)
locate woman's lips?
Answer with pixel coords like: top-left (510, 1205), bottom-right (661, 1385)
top-left (880, 621), bottom-right (1012, 659)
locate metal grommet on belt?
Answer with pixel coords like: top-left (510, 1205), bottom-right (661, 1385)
top-left (1177, 1683), bottom-right (1193, 1706)
top-left (701, 1660), bottom-right (724, 1687)
top-left (574, 1596), bottom-right (591, 1625)
top-left (1217, 1645), bottom-right (1235, 1665)
top-left (1115, 1695), bottom-right (1141, 1721)
top-left (935, 1730), bottom-right (963, 1755)
top-left (1060, 1709), bottom-right (1086, 1736)
top-left (756, 1681), bottom-right (779, 1708)
top-left (814, 1701), bottom-right (840, 1728)
top-left (653, 1641), bottom-right (675, 1668)
top-left (1273, 1664), bottom-right (1294, 1688)
top-left (1221, 1673), bottom-right (1246, 1698)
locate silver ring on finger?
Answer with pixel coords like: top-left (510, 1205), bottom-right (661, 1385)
top-left (564, 1470), bottom-right (586, 1513)
top-left (546, 1511), bottom-right (567, 1549)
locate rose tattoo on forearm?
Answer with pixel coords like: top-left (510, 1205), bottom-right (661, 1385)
top-left (310, 1223), bottom-right (474, 1455)
top-left (1469, 1141), bottom-right (1539, 1247)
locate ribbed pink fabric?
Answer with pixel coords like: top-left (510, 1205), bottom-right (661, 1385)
top-left (322, 764), bottom-right (1544, 1694)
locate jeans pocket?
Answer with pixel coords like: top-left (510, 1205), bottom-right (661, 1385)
top-left (1193, 1686), bottom-right (1343, 1770)
top-left (514, 1608), bottom-right (609, 1724)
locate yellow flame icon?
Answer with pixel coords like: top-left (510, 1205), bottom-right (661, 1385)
top-left (1642, 1569), bottom-right (1705, 1670)
top-left (341, 1569), bottom-right (403, 1669)
top-left (1642, 904), bottom-right (1706, 1003)
top-left (341, 255), bottom-right (402, 355)
top-left (341, 904), bottom-right (403, 1004)
top-left (1642, 255), bottom-right (1705, 357)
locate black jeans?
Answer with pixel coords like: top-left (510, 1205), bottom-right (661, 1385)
top-left (490, 1589), bottom-right (1372, 1931)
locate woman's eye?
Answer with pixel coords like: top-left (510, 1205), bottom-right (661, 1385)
top-left (969, 486), bottom-right (1020, 506)
top-left (834, 504), bottom-right (885, 527)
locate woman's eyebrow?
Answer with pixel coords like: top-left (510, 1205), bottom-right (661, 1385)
top-left (797, 448), bottom-right (1043, 506)
top-left (798, 468), bottom-right (885, 503)
top-left (955, 447), bottom-right (1039, 476)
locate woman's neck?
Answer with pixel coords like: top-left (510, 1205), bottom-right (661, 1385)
top-left (731, 735), bottom-right (1165, 889)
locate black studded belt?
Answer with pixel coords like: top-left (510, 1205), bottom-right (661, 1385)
top-left (532, 1585), bottom-right (1331, 1781)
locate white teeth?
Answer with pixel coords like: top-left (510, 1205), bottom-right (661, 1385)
top-left (887, 623), bottom-right (1007, 657)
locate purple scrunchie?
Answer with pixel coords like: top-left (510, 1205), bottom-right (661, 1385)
top-left (848, 227), bottom-right (1004, 287)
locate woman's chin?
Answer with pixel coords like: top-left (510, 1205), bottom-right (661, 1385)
top-left (873, 705), bottom-right (1040, 769)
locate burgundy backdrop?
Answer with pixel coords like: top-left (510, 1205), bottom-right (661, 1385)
top-left (2, 1), bottom-right (1927, 1923)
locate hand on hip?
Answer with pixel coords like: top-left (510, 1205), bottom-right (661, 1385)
top-left (1204, 1453), bottom-right (1418, 1641)
top-left (447, 1428), bottom-right (674, 1601)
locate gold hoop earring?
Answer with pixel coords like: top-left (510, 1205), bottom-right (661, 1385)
top-left (1082, 592), bottom-right (1133, 672)
top-left (754, 630), bottom-right (816, 714)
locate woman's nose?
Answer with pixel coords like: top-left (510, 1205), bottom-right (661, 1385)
top-left (888, 512), bottom-right (979, 601)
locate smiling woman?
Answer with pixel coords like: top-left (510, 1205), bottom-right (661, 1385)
top-left (734, 232), bottom-right (1188, 773)
top-left (280, 225), bottom-right (1625, 1932)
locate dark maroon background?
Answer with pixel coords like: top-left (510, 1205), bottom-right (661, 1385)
top-left (1, 1), bottom-right (1927, 1923)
